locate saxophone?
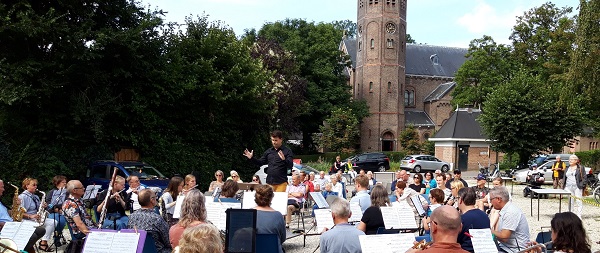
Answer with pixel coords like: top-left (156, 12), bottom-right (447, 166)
top-left (35, 189), bottom-right (48, 226)
top-left (7, 183), bottom-right (25, 222)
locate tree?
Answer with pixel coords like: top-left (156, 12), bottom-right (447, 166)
top-left (258, 19), bottom-right (359, 152)
top-left (406, 34), bottom-right (416, 44)
top-left (510, 2), bottom-right (576, 81)
top-left (451, 36), bottom-right (516, 107)
top-left (317, 107), bottom-right (360, 153)
top-left (333, 20), bottom-right (356, 38)
top-left (478, 70), bottom-right (582, 164)
top-left (397, 125), bottom-right (422, 154)
top-left (564, 0), bottom-right (600, 133)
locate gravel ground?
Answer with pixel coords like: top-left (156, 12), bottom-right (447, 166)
top-left (49, 171), bottom-right (599, 252)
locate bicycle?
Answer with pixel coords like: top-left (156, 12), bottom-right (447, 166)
top-left (594, 185), bottom-right (600, 204)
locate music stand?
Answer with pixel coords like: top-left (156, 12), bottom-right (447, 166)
top-left (225, 209), bottom-right (257, 253)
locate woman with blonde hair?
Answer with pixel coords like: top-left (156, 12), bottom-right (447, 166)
top-left (169, 189), bottom-right (207, 248)
top-left (173, 224), bottom-right (223, 253)
top-left (357, 184), bottom-right (389, 235)
top-left (182, 174), bottom-right (197, 194)
top-left (18, 177), bottom-right (58, 251)
top-left (446, 180), bottom-right (465, 207)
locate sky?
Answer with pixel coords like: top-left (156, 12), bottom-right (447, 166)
top-left (141, 0), bottom-right (579, 48)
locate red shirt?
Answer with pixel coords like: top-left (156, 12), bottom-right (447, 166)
top-left (303, 180), bottom-right (315, 192)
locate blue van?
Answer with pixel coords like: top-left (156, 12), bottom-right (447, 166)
top-left (84, 160), bottom-right (169, 195)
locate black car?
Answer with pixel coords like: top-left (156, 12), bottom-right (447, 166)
top-left (349, 152), bottom-right (390, 172)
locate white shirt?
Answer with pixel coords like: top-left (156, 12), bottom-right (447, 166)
top-left (127, 185), bottom-right (146, 211)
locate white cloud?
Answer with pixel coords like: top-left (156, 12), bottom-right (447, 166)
top-left (455, 0), bottom-right (524, 44)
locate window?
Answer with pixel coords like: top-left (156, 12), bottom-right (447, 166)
top-left (387, 82), bottom-right (392, 93)
top-left (387, 39), bottom-right (394, 48)
top-left (357, 83), bottom-right (360, 97)
top-left (591, 142), bottom-right (599, 150)
top-left (392, 0), bottom-right (396, 5)
top-left (386, 0), bottom-right (390, 4)
top-left (430, 54), bottom-right (439, 65)
top-left (404, 89), bottom-right (415, 107)
top-left (369, 0), bottom-right (373, 4)
top-left (369, 82), bottom-right (373, 92)
top-left (359, 0), bottom-right (364, 8)
top-left (374, 0), bottom-right (379, 4)
top-left (369, 129), bottom-right (372, 137)
top-left (358, 41), bottom-right (362, 51)
top-left (370, 39), bottom-right (375, 48)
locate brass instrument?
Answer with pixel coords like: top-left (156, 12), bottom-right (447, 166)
top-left (7, 182), bottom-right (25, 222)
top-left (98, 168), bottom-right (119, 228)
top-left (35, 189), bottom-right (48, 226)
top-left (411, 240), bottom-right (433, 250)
top-left (0, 238), bottom-right (20, 253)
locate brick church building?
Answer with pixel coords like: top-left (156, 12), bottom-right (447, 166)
top-left (340, 0), bottom-right (468, 152)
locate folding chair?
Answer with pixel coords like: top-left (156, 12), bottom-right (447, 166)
top-left (256, 234), bottom-right (280, 252)
top-left (535, 226), bottom-right (553, 250)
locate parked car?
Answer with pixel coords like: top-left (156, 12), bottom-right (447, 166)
top-left (348, 152), bottom-right (390, 173)
top-left (514, 159), bottom-right (593, 184)
top-left (400, 155), bottom-right (450, 173)
top-left (84, 160), bottom-right (169, 194)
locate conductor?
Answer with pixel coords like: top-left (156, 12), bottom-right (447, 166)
top-left (244, 130), bottom-right (293, 192)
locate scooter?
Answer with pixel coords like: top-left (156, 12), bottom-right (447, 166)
top-left (523, 171), bottom-right (547, 198)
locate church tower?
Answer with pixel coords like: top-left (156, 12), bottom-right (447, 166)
top-left (355, 0), bottom-right (407, 151)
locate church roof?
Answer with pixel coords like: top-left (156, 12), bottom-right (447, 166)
top-left (341, 38), bottom-right (357, 69)
top-left (340, 40), bottom-right (467, 77)
top-left (424, 82), bottom-right (456, 103)
top-left (406, 44), bottom-right (468, 77)
top-left (404, 110), bottom-right (435, 127)
top-left (431, 108), bottom-right (487, 140)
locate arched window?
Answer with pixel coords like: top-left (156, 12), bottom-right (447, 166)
top-left (370, 39), bottom-right (375, 48)
top-left (387, 39), bottom-right (394, 48)
top-left (404, 89), bottom-right (415, 107)
top-left (369, 82), bottom-right (373, 92)
top-left (387, 82), bottom-right (392, 93)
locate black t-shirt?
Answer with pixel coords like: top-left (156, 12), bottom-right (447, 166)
top-left (94, 190), bottom-right (130, 216)
top-left (361, 206), bottom-right (385, 235)
top-left (409, 183), bottom-right (425, 193)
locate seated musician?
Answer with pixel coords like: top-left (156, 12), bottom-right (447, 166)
top-left (62, 180), bottom-right (96, 239)
top-left (406, 206), bottom-right (468, 253)
top-left (18, 177), bottom-right (58, 252)
top-left (95, 175), bottom-right (130, 230)
top-left (0, 179), bottom-right (45, 253)
top-left (128, 189), bottom-right (172, 253)
top-left (46, 175), bottom-right (68, 235)
top-left (126, 175), bottom-right (145, 212)
top-left (319, 198), bottom-right (364, 253)
top-left (214, 180), bottom-right (240, 203)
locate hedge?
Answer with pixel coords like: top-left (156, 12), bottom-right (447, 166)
top-left (575, 149), bottom-right (600, 172)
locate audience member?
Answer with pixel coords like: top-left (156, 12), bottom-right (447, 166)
top-left (489, 186), bottom-right (530, 252)
top-left (471, 174), bottom-right (489, 210)
top-left (314, 171), bottom-right (328, 191)
top-left (357, 184), bottom-right (388, 235)
top-left (251, 175), bottom-right (262, 184)
top-left (169, 189), bottom-right (207, 248)
top-left (366, 171), bottom-right (377, 189)
top-left (391, 171), bottom-right (402, 191)
top-left (330, 176), bottom-right (343, 197)
top-left (551, 156), bottom-right (566, 190)
top-left (254, 185), bottom-right (286, 253)
top-left (300, 171), bottom-right (314, 193)
top-left (128, 189), bottom-right (171, 253)
top-left (445, 170), bottom-right (468, 189)
top-left (331, 155), bottom-right (343, 174)
top-left (435, 174), bottom-right (451, 201)
top-left (563, 154), bottom-right (585, 218)
top-left (319, 198), bottom-right (365, 253)
top-left (285, 174), bottom-right (306, 227)
top-left (424, 171), bottom-right (437, 194)
top-left (457, 188), bottom-right (490, 252)
top-left (409, 173), bottom-right (426, 194)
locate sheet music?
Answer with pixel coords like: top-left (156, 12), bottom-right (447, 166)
top-left (0, 221), bottom-right (37, 251)
top-left (349, 202), bottom-right (363, 222)
top-left (206, 202), bottom-right (226, 231)
top-left (359, 233), bottom-right (416, 253)
top-left (242, 191), bottom-right (288, 215)
top-left (381, 205), bottom-right (417, 229)
top-left (83, 185), bottom-right (102, 200)
top-left (83, 231), bottom-right (140, 253)
top-left (470, 229), bottom-right (498, 253)
top-left (313, 209), bottom-right (334, 232)
top-left (172, 195), bottom-right (185, 219)
top-left (410, 195), bottom-right (426, 216)
top-left (310, 192), bottom-right (329, 209)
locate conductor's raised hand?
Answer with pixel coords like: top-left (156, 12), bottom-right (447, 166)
top-left (243, 148), bottom-right (254, 159)
top-left (278, 150), bottom-right (285, 160)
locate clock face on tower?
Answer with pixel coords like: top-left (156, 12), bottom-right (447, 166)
top-left (385, 23), bottom-right (396, 34)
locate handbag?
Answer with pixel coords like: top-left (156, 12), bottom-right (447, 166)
top-left (578, 165), bottom-right (589, 196)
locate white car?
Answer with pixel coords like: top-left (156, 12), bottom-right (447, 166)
top-left (513, 160), bottom-right (592, 184)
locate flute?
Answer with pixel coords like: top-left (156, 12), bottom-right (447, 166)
top-left (516, 241), bottom-right (552, 253)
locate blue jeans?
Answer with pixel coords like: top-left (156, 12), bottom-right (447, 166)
top-left (48, 213), bottom-right (67, 232)
top-left (102, 213), bottom-right (129, 230)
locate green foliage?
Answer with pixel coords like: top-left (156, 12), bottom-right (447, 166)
top-left (452, 36), bottom-right (516, 108)
top-left (478, 70), bottom-right (582, 164)
top-left (575, 149), bottom-right (600, 171)
top-left (565, 0), bottom-right (600, 133)
top-left (406, 34), bottom-right (416, 44)
top-left (257, 19), bottom-right (355, 152)
top-left (397, 125), bottom-right (422, 154)
top-left (317, 107), bottom-right (360, 153)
